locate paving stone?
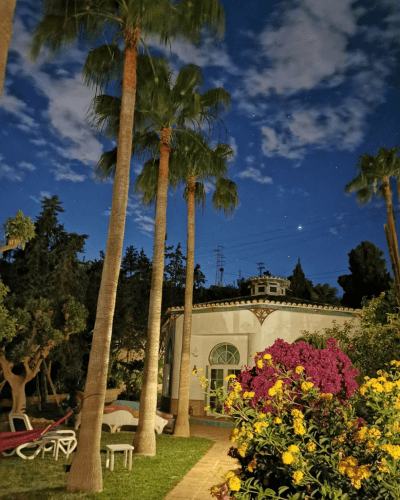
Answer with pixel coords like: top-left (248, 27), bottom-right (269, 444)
top-left (164, 423), bottom-right (238, 500)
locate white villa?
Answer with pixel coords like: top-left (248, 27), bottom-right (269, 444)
top-left (161, 279), bottom-right (358, 416)
top-left (247, 275), bottom-right (291, 296)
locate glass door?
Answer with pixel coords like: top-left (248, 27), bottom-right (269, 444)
top-left (209, 367), bottom-right (242, 411)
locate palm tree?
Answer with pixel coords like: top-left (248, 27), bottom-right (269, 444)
top-left (31, 0), bottom-right (225, 492)
top-left (91, 61), bottom-right (230, 455)
top-left (345, 146), bottom-right (400, 307)
top-left (167, 132), bottom-right (239, 437)
top-left (0, 0), bottom-right (17, 96)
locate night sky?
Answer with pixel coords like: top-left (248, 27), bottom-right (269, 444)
top-left (1, 0), bottom-right (400, 296)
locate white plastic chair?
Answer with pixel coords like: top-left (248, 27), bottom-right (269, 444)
top-left (2, 413), bottom-right (77, 460)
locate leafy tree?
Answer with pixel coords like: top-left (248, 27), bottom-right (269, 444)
top-left (0, 197), bottom-right (89, 413)
top-left (32, 0), bottom-right (225, 485)
top-left (338, 241), bottom-right (392, 308)
top-left (310, 283), bottom-right (340, 306)
top-left (300, 294), bottom-right (400, 383)
top-left (345, 146), bottom-right (400, 307)
top-left (0, 210), bottom-right (35, 254)
top-left (288, 258), bottom-right (313, 300)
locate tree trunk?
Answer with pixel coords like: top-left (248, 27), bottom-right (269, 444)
top-left (39, 362), bottom-right (48, 404)
top-left (0, 348), bottom-right (42, 413)
top-left (43, 360), bottom-right (61, 407)
top-left (174, 177), bottom-right (196, 437)
top-left (66, 27), bottom-right (140, 493)
top-left (0, 0), bottom-right (17, 96)
top-left (10, 375), bottom-right (28, 414)
top-left (133, 128), bottom-right (172, 456)
top-left (383, 179), bottom-right (400, 307)
top-left (36, 373), bottom-right (41, 411)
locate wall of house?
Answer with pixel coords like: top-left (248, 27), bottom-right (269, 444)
top-left (163, 304), bottom-right (358, 416)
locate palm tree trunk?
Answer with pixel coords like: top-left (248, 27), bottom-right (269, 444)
top-left (174, 177), bottom-right (196, 437)
top-left (133, 127), bottom-right (172, 456)
top-left (66, 26), bottom-right (140, 493)
top-left (383, 179), bottom-right (400, 307)
top-left (0, 0), bottom-right (17, 96)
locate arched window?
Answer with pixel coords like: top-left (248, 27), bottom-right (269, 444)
top-left (209, 343), bottom-right (240, 365)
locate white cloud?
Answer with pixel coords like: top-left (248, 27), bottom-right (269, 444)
top-left (329, 227), bottom-right (338, 235)
top-left (29, 191), bottom-right (51, 203)
top-left (29, 138), bottom-right (48, 146)
top-left (3, 18), bottom-right (102, 168)
top-left (18, 161), bottom-right (35, 171)
top-left (0, 164), bottom-right (23, 182)
top-left (244, 0), bottom-right (361, 98)
top-left (236, 167), bottom-right (273, 184)
top-left (49, 162), bottom-right (86, 182)
top-left (148, 34), bottom-right (239, 75)
top-left (134, 211), bottom-right (155, 234)
top-left (260, 98), bottom-right (368, 160)
top-left (228, 136), bottom-right (238, 163)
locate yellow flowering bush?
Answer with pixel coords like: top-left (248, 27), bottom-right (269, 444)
top-left (202, 356), bottom-right (400, 499)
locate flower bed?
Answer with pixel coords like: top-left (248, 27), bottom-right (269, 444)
top-left (196, 339), bottom-right (400, 499)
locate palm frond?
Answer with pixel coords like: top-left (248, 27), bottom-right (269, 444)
top-left (94, 148), bottom-right (118, 181)
top-left (82, 44), bottom-right (124, 92)
top-left (212, 177), bottom-right (240, 218)
top-left (134, 158), bottom-right (160, 206)
top-left (88, 94), bottom-right (122, 138)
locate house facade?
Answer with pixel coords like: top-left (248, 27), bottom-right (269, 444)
top-left (161, 298), bottom-right (358, 416)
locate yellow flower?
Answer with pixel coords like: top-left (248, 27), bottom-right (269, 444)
top-left (291, 409), bottom-right (304, 419)
top-left (204, 406), bottom-right (210, 411)
top-left (381, 443), bottom-right (400, 460)
top-left (288, 445), bottom-right (299, 453)
top-left (228, 476), bottom-right (241, 492)
top-left (224, 470), bottom-right (235, 480)
top-left (368, 428), bottom-right (381, 440)
top-left (247, 465), bottom-right (253, 472)
top-left (295, 366), bottom-right (304, 374)
top-left (263, 353), bottom-right (272, 360)
top-left (292, 470), bottom-right (304, 484)
top-left (257, 359), bottom-right (263, 369)
top-left (225, 374), bottom-right (236, 381)
top-left (268, 387), bottom-right (277, 397)
top-left (274, 417), bottom-right (282, 424)
top-left (320, 393), bottom-right (333, 400)
top-left (282, 452), bottom-right (294, 465)
top-left (191, 370), bottom-right (197, 375)
top-left (243, 391), bottom-right (255, 399)
top-left (301, 381), bottom-right (314, 392)
top-left (259, 413), bottom-right (266, 419)
top-left (307, 441), bottom-right (316, 452)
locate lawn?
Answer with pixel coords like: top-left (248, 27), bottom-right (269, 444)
top-left (0, 432), bottom-right (214, 500)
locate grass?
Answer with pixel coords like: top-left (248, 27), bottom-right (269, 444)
top-left (0, 432), bottom-right (214, 500)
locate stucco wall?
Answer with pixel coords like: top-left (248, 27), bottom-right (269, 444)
top-left (163, 303), bottom-right (358, 414)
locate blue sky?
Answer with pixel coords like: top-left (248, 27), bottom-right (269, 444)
top-left (1, 0), bottom-right (400, 296)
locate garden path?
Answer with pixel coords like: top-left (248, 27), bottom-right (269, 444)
top-left (164, 423), bottom-right (239, 500)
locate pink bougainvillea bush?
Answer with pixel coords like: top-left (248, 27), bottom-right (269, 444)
top-left (233, 338), bottom-right (359, 415)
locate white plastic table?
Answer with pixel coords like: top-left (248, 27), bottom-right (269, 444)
top-left (41, 434), bottom-right (76, 461)
top-left (106, 444), bottom-right (134, 472)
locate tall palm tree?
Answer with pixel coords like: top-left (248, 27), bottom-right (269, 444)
top-left (0, 0), bottom-right (17, 96)
top-left (345, 146), bottom-right (400, 307)
top-left (169, 133), bottom-right (239, 437)
top-left (31, 0), bottom-right (225, 492)
top-left (91, 61), bottom-right (231, 455)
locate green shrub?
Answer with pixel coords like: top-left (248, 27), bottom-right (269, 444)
top-left (202, 356), bottom-right (400, 499)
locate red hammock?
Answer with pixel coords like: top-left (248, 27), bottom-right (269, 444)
top-left (0, 410), bottom-right (74, 453)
